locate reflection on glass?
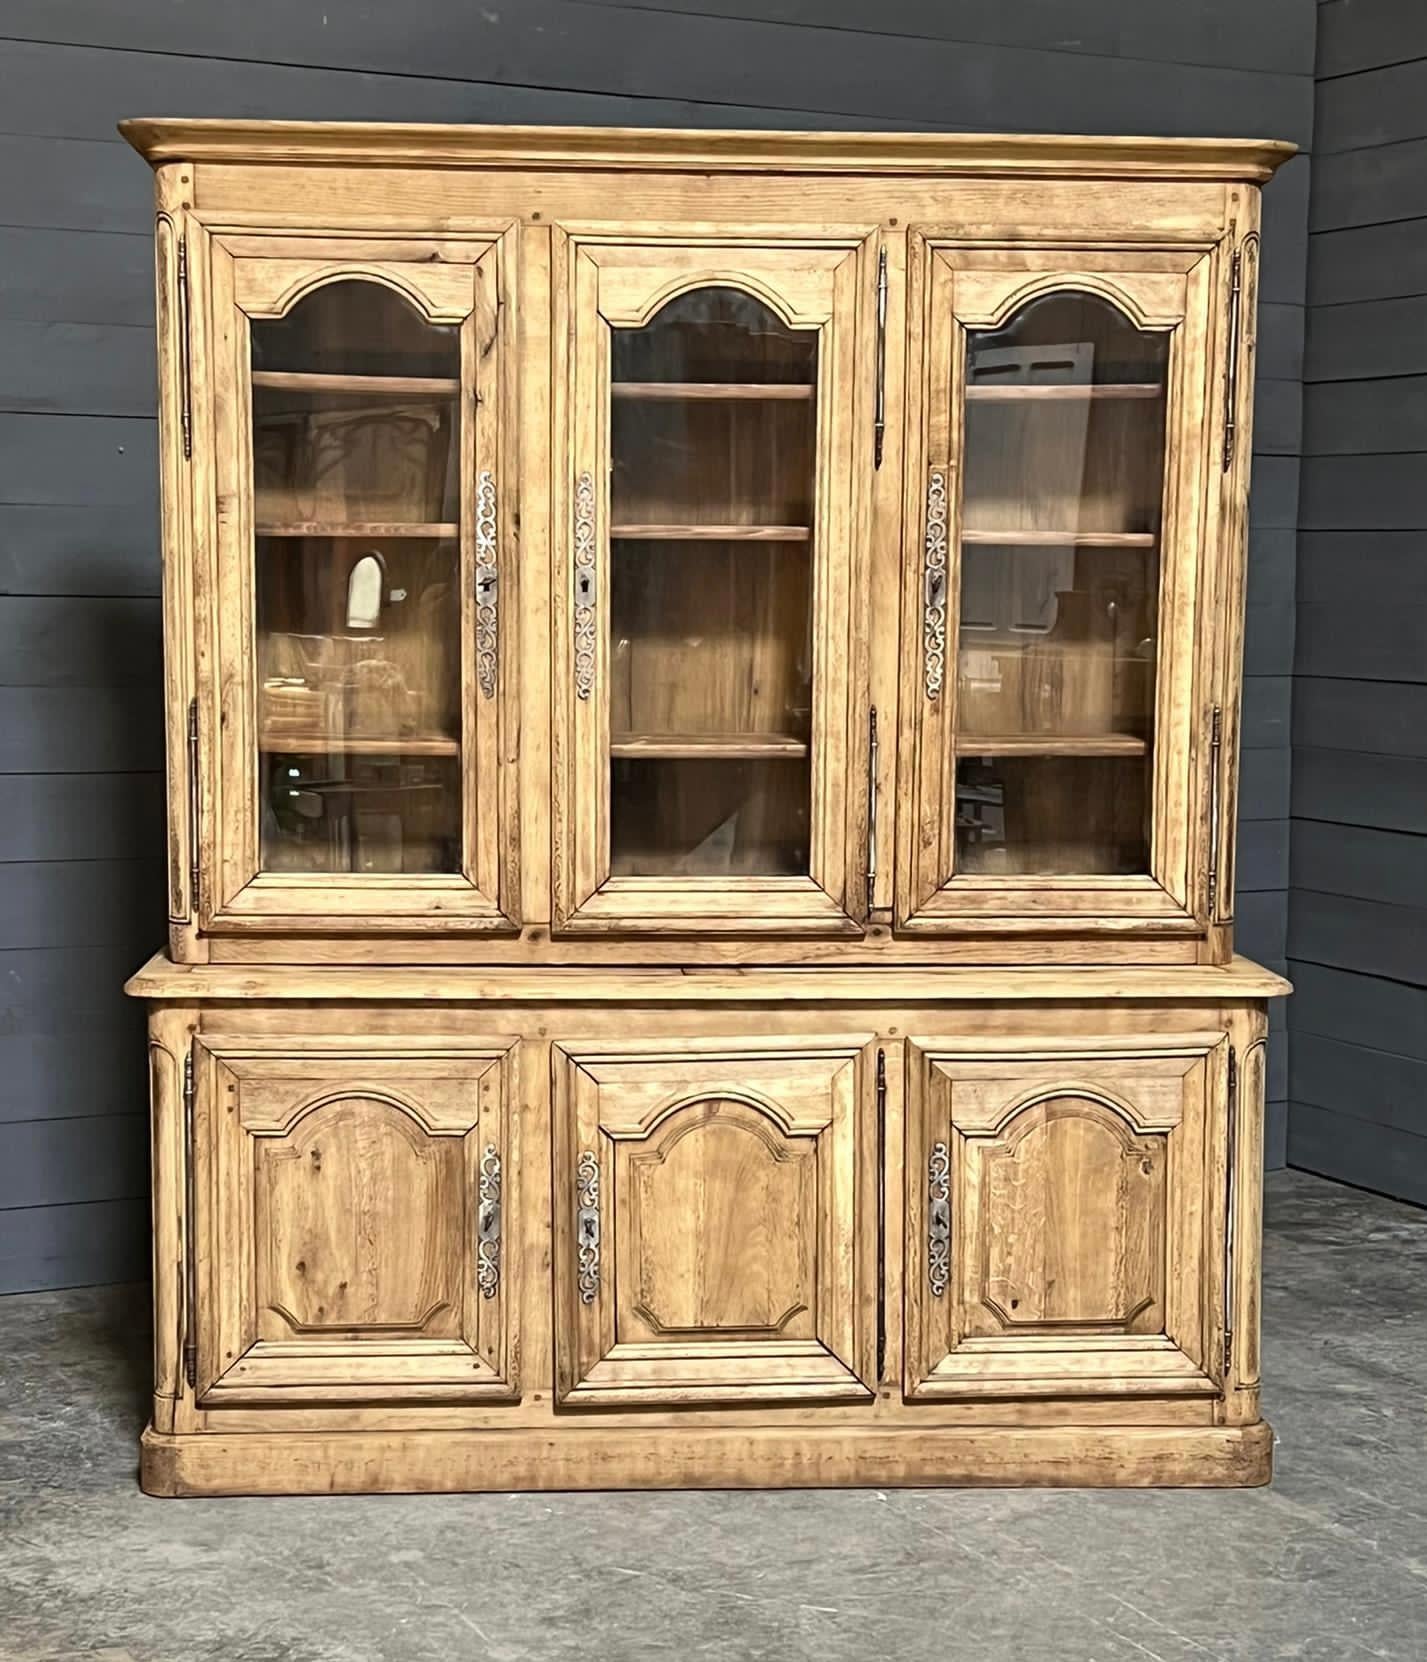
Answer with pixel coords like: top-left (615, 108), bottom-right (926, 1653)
top-left (252, 281), bottom-right (462, 873)
top-left (607, 287), bottom-right (816, 876)
top-left (954, 293), bottom-right (1167, 875)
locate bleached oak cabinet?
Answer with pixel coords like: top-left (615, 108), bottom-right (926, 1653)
top-left (124, 120), bottom-right (1292, 1496)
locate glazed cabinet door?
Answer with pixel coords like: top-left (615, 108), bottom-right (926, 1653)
top-left (193, 1035), bottom-right (516, 1404)
top-left (198, 230), bottom-right (516, 933)
top-left (553, 1036), bottom-right (878, 1405)
top-left (898, 239), bottom-right (1219, 935)
top-left (552, 232), bottom-right (878, 935)
top-left (905, 1032), bottom-right (1227, 1400)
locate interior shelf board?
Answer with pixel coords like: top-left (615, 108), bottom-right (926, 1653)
top-left (256, 522), bottom-right (460, 539)
top-left (251, 371), bottom-right (461, 395)
top-left (961, 529), bottom-right (1157, 548)
top-left (966, 383), bottom-right (1162, 402)
top-left (957, 733), bottom-right (1149, 758)
top-left (610, 524), bottom-right (812, 541)
top-left (259, 731), bottom-right (461, 757)
top-left (611, 381), bottom-right (814, 401)
top-left (611, 732), bottom-right (809, 759)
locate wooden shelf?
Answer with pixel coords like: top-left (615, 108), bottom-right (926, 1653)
top-left (961, 529), bottom-right (1157, 548)
top-left (611, 381), bottom-right (813, 401)
top-left (966, 383), bottom-right (1162, 402)
top-left (256, 522), bottom-right (459, 540)
top-left (251, 371), bottom-right (460, 395)
top-left (610, 524), bottom-right (811, 542)
top-left (957, 733), bottom-right (1148, 758)
top-left (611, 732), bottom-right (809, 760)
top-left (260, 731), bottom-right (460, 757)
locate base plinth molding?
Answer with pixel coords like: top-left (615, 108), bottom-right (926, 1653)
top-left (141, 1420), bottom-right (1273, 1497)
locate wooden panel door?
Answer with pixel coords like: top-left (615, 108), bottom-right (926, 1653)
top-left (552, 231), bottom-right (879, 936)
top-left (905, 1032), bottom-right (1227, 1400)
top-left (194, 1035), bottom-right (516, 1404)
top-left (553, 1036), bottom-right (878, 1405)
top-left (197, 228), bottom-right (516, 933)
top-left (897, 238), bottom-right (1221, 936)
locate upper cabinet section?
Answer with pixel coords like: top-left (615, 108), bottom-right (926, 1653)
top-left (897, 241), bottom-right (1221, 937)
top-left (199, 233), bottom-right (517, 934)
top-left (552, 234), bottom-right (878, 936)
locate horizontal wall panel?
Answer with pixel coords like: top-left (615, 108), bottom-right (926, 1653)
top-left (0, 944), bottom-right (155, 1029)
top-left (1244, 597), bottom-right (1295, 677)
top-left (1243, 676), bottom-right (1293, 749)
top-left (1252, 376), bottom-right (1303, 457)
top-left (0, 597), bottom-right (161, 688)
top-left (0, 321), bottom-right (156, 418)
top-left (0, 1112), bottom-right (147, 1210)
top-left (1246, 527), bottom-right (1296, 611)
top-left (0, 227), bottom-right (153, 327)
top-left (0, 1027), bottom-right (146, 1126)
top-left (1317, 2), bottom-right (1427, 79)
top-left (0, 772), bottom-right (164, 862)
top-left (1258, 303), bottom-right (1306, 383)
top-left (0, 1196), bottom-right (148, 1294)
top-left (1305, 299), bottom-right (1427, 384)
top-left (1311, 137), bottom-right (1427, 232)
top-left (1291, 821), bottom-right (1427, 906)
top-left (1246, 453), bottom-right (1302, 529)
top-left (0, 858), bottom-right (164, 951)
top-left (1293, 677), bottom-right (1427, 756)
top-left (1260, 157), bottom-right (1311, 308)
top-left (1289, 961), bottom-right (1427, 1058)
top-left (0, 2), bottom-right (1316, 142)
top-left (1307, 218), bottom-right (1427, 306)
top-left (1299, 453), bottom-right (1427, 531)
top-left (1236, 818), bottom-right (1290, 892)
top-left (1295, 601), bottom-right (1427, 681)
top-left (1297, 531), bottom-right (1427, 609)
top-left (1292, 746), bottom-right (1427, 833)
top-left (0, 135), bottom-right (151, 235)
top-left (1313, 54), bottom-right (1427, 155)
top-left (1265, 1097), bottom-right (1287, 1170)
top-left (1236, 887), bottom-right (1288, 963)
top-left (1305, 375), bottom-right (1427, 453)
top-left (1288, 1104), bottom-right (1427, 1208)
top-left (559, 0), bottom-right (1317, 74)
top-left (0, 687), bottom-right (163, 772)
top-left (1240, 745), bottom-right (1292, 823)
top-left (0, 413), bottom-right (157, 508)
top-left (0, 504), bottom-right (161, 597)
top-left (1289, 890), bottom-right (1427, 984)
top-left (1291, 1032), bottom-right (1427, 1137)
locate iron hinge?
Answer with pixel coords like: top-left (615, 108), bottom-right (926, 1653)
top-left (1207, 704), bottom-right (1224, 920)
top-left (866, 705), bottom-right (879, 914)
top-left (875, 1047), bottom-right (887, 1383)
top-left (873, 246), bottom-right (888, 468)
top-left (186, 698), bottom-right (200, 920)
top-left (1223, 1045), bottom-right (1239, 1381)
top-left (182, 1043), bottom-right (197, 1392)
top-left (176, 234), bottom-right (192, 461)
top-left (1222, 235), bottom-right (1259, 472)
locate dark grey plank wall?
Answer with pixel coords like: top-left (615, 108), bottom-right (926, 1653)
top-left (1288, 0), bottom-right (1427, 1205)
top-left (0, 1), bottom-right (1315, 1291)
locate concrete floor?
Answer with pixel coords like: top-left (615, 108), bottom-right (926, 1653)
top-left (1, 1170), bottom-right (1424, 1662)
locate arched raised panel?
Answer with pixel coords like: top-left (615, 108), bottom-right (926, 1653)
top-left (255, 1095), bottom-right (461, 1339)
top-left (556, 1036), bottom-right (876, 1406)
top-left (196, 1039), bottom-right (515, 1405)
top-left (624, 1098), bottom-right (816, 1339)
top-left (975, 1095), bottom-right (1165, 1334)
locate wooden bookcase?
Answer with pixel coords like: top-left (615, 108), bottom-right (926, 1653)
top-left (123, 120), bottom-right (1293, 1495)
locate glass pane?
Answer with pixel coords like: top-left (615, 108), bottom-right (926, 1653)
top-left (955, 293), bottom-right (1167, 876)
top-left (607, 287), bottom-right (816, 878)
top-left (251, 280), bottom-right (462, 874)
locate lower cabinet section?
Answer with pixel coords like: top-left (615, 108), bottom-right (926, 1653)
top-left (136, 975), bottom-right (1278, 1493)
top-left (551, 1036), bottom-right (878, 1406)
top-left (193, 1036), bottom-right (517, 1405)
